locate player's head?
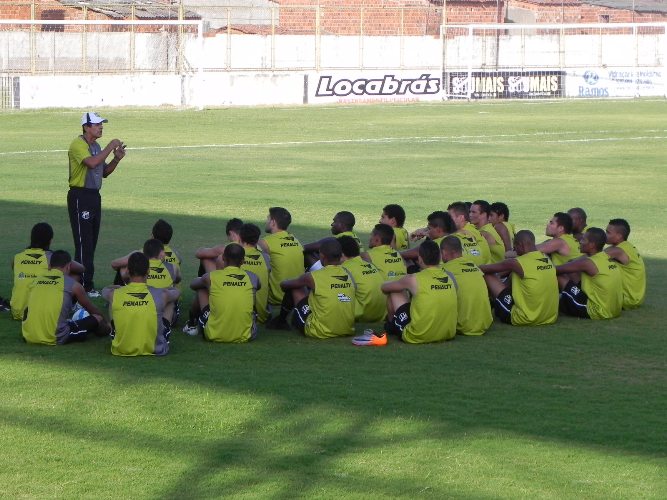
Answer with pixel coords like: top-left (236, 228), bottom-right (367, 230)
top-left (223, 242), bottom-right (245, 267)
top-left (226, 218), bottom-right (244, 242)
top-left (319, 237), bottom-right (343, 265)
top-left (267, 207), bottom-right (292, 232)
top-left (49, 250), bottom-right (71, 270)
top-left (513, 230), bottom-right (536, 256)
top-left (128, 252), bottom-right (149, 278)
top-left (440, 235), bottom-right (463, 262)
top-left (489, 202), bottom-right (510, 223)
top-left (30, 222), bottom-right (54, 250)
top-left (381, 204), bottom-right (406, 228)
top-left (606, 218), bottom-right (630, 244)
top-left (447, 201), bottom-right (469, 228)
top-left (427, 210), bottom-right (454, 239)
top-left (567, 207), bottom-right (588, 233)
top-left (418, 239), bottom-right (441, 267)
top-left (151, 219), bottom-right (173, 244)
top-left (370, 223), bottom-right (395, 247)
top-left (546, 212), bottom-right (573, 237)
top-left (239, 223), bottom-right (261, 246)
top-left (332, 211), bottom-right (355, 235)
top-left (338, 235), bottom-right (361, 258)
top-left (142, 238), bottom-right (164, 259)
top-left (469, 200), bottom-right (491, 226)
top-left (81, 111), bottom-right (107, 135)
top-left (581, 227), bottom-right (606, 253)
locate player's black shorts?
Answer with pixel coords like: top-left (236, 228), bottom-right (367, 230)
top-left (559, 281), bottom-right (590, 318)
top-left (291, 297), bottom-right (311, 333)
top-left (384, 303), bottom-right (411, 338)
top-left (62, 315), bottom-right (99, 344)
top-left (493, 287), bottom-right (514, 324)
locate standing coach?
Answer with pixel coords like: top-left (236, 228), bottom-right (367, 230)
top-left (67, 112), bottom-right (126, 296)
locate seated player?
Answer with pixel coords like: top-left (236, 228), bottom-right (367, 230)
top-left (190, 243), bottom-right (260, 343)
top-left (194, 217), bottom-right (244, 274)
top-left (489, 201), bottom-right (515, 252)
top-left (448, 201), bottom-right (489, 265)
top-left (556, 227), bottom-right (622, 320)
top-left (277, 238), bottom-right (356, 339)
top-left (479, 230), bottom-right (559, 326)
top-left (303, 211), bottom-right (364, 270)
top-left (258, 207), bottom-right (304, 308)
top-left (469, 200), bottom-right (505, 263)
top-left (380, 204), bottom-right (409, 251)
top-left (102, 252), bottom-right (180, 356)
top-left (536, 212), bottom-right (582, 266)
top-left (604, 218), bottom-right (645, 309)
top-left (22, 250), bottom-right (110, 345)
top-left (112, 239), bottom-right (180, 325)
top-left (368, 223), bottom-right (408, 280)
top-left (441, 235), bottom-right (493, 336)
top-left (10, 222), bottom-right (53, 320)
top-left (339, 235), bottom-right (386, 323)
top-left (568, 207), bottom-right (589, 243)
top-left (356, 240), bottom-right (457, 346)
top-left (151, 219), bottom-right (182, 278)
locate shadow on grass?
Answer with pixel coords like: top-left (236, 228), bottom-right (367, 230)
top-left (0, 200), bottom-right (666, 496)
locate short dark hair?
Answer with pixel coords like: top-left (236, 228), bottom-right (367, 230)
top-left (30, 222), bottom-right (54, 249)
top-left (514, 229), bottom-right (535, 247)
top-left (586, 227), bottom-right (607, 251)
top-left (440, 235), bottom-right (462, 254)
top-left (568, 207), bottom-right (587, 222)
top-left (372, 223), bottom-right (395, 245)
top-left (447, 201), bottom-right (468, 219)
top-left (553, 212), bottom-right (574, 234)
top-left (142, 238), bottom-right (164, 259)
top-left (418, 239), bottom-right (441, 266)
top-left (427, 211), bottom-right (454, 234)
top-left (225, 218), bottom-right (244, 236)
top-left (608, 218), bottom-right (630, 240)
top-left (338, 235), bottom-right (360, 258)
top-left (223, 242), bottom-right (245, 267)
top-left (319, 237), bottom-right (342, 261)
top-left (268, 207), bottom-right (292, 230)
top-left (472, 200), bottom-right (491, 215)
top-left (49, 249), bottom-right (71, 269)
top-left (128, 252), bottom-right (149, 277)
top-left (152, 219), bottom-right (173, 244)
top-left (239, 223), bottom-right (261, 245)
top-left (383, 204), bottom-right (406, 227)
top-left (490, 202), bottom-right (510, 220)
top-left (335, 211), bottom-right (356, 230)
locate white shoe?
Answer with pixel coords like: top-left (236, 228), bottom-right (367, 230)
top-left (182, 323), bottom-right (198, 336)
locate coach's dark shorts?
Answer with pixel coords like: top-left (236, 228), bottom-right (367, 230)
top-left (559, 281), bottom-right (590, 318)
top-left (493, 287), bottom-right (514, 324)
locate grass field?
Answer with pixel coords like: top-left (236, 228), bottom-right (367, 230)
top-left (0, 100), bottom-right (666, 498)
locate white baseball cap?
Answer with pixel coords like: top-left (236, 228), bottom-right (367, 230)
top-left (81, 112), bottom-right (108, 126)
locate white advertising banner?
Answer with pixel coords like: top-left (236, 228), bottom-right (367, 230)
top-left (566, 68), bottom-right (665, 98)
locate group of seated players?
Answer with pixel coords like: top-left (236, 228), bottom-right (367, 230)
top-left (1, 202), bottom-right (646, 356)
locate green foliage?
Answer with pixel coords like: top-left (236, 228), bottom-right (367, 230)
top-left (0, 100), bottom-right (665, 498)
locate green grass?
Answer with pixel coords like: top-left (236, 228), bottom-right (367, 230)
top-left (0, 100), bottom-right (666, 498)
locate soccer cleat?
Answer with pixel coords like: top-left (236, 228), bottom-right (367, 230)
top-left (87, 289), bottom-right (101, 298)
top-left (352, 329), bottom-right (387, 347)
top-left (182, 323), bottom-right (198, 336)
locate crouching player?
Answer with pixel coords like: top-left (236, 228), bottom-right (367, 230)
top-left (22, 250), bottom-right (110, 345)
top-left (190, 243), bottom-right (260, 343)
top-left (102, 252), bottom-right (179, 356)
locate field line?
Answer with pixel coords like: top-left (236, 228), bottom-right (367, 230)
top-left (1, 130), bottom-right (665, 156)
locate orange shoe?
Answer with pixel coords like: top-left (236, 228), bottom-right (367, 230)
top-left (352, 329), bottom-right (387, 346)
